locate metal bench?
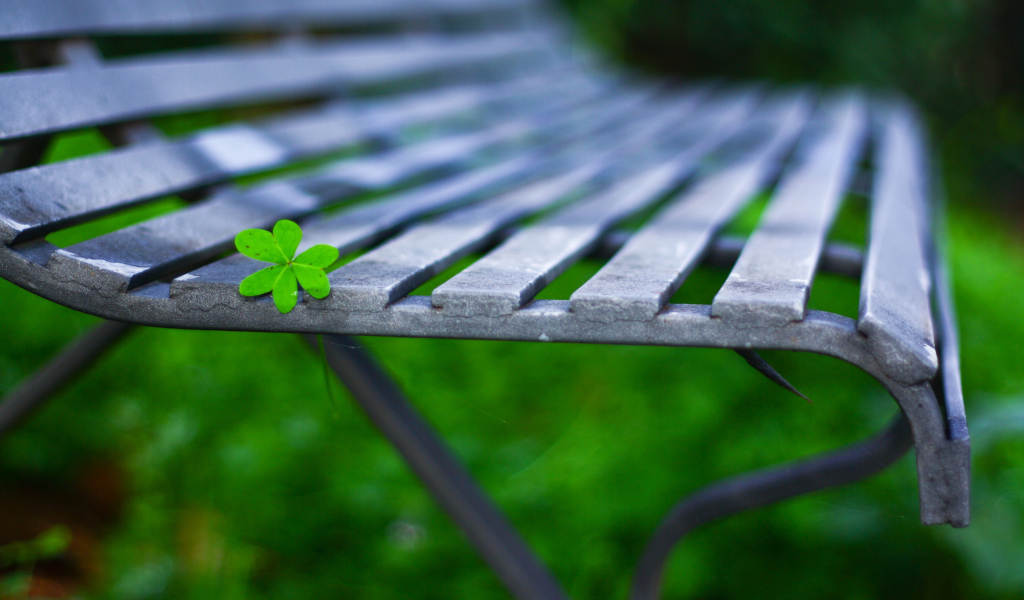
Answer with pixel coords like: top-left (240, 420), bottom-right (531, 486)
top-left (0, 1), bottom-right (968, 598)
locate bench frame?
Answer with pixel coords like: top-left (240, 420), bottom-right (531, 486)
top-left (0, 5), bottom-right (968, 598)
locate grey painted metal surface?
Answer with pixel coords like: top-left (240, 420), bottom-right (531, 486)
top-left (39, 77), bottom-right (631, 292)
top-left (0, 8), bottom-right (971, 598)
top-left (0, 224), bottom-right (975, 525)
top-left (1, 68), bottom-right (609, 247)
top-left (858, 101), bottom-right (940, 385)
top-left (0, 0), bottom-right (539, 40)
top-left (431, 88), bottom-right (760, 316)
top-left (46, 120), bottom-right (536, 292)
top-left (0, 30), bottom-right (553, 141)
top-left (710, 92), bottom-right (867, 326)
top-left (174, 156), bottom-right (543, 298)
top-left (319, 88), bottom-right (705, 312)
top-left (569, 90), bottom-right (812, 322)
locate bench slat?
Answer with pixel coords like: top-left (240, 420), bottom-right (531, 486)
top-left (171, 154), bottom-right (541, 300)
top-left (46, 122), bottom-right (532, 291)
top-left (0, 30), bottom-right (551, 141)
top-left (430, 88), bottom-right (761, 317)
top-left (0, 0), bottom-right (537, 40)
top-left (42, 81), bottom-right (622, 290)
top-left (169, 82), bottom-right (671, 300)
top-left (568, 90), bottom-right (813, 322)
top-left (0, 70), bottom-right (587, 246)
top-left (325, 164), bottom-right (600, 312)
top-left (710, 93), bottom-right (867, 326)
top-left (857, 100), bottom-right (938, 383)
top-left (314, 91), bottom-right (695, 311)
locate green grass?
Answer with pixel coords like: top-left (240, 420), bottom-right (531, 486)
top-left (1, 202), bottom-right (1022, 599)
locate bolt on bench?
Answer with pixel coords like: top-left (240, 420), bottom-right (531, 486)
top-left (0, 0), bottom-right (968, 598)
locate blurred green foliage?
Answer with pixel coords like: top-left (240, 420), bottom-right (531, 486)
top-left (562, 0), bottom-right (1024, 212)
top-left (1, 5), bottom-right (1024, 599)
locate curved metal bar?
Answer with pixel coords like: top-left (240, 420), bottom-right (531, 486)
top-left (314, 334), bottom-right (569, 600)
top-left (0, 319), bottom-right (135, 436)
top-left (629, 413), bottom-right (913, 600)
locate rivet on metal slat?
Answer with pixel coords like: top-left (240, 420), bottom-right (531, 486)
top-left (856, 99), bottom-right (939, 384)
top-left (710, 92), bottom-right (868, 327)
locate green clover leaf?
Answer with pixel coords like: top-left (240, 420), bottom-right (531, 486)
top-left (235, 220), bottom-right (339, 313)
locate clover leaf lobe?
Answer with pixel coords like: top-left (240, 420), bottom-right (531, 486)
top-left (236, 229), bottom-right (287, 263)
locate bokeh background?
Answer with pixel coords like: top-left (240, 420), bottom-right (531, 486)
top-left (1, 0), bottom-right (1023, 598)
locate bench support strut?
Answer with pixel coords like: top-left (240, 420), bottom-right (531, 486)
top-left (630, 412), bottom-right (912, 599)
top-left (0, 320), bottom-right (135, 436)
top-left (315, 334), bottom-right (570, 600)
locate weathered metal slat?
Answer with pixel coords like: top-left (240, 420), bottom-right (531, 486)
top-left (262, 67), bottom-right (591, 155)
top-left (45, 119), bottom-right (540, 292)
top-left (44, 80), bottom-right (640, 293)
top-left (321, 166), bottom-right (602, 312)
top-left (710, 93), bottom-right (867, 326)
top-left (299, 81), bottom-right (657, 193)
top-left (430, 88), bottom-right (762, 317)
top-left (0, 30), bottom-right (554, 141)
top-left (170, 155), bottom-right (542, 301)
top-left (321, 87), bottom-right (730, 313)
top-left (931, 211), bottom-right (967, 445)
top-left (296, 84), bottom-right (691, 246)
top-left (0, 0), bottom-right (538, 40)
top-left (857, 100), bottom-right (939, 384)
top-left (569, 90), bottom-right (814, 323)
top-left (168, 83), bottom-right (685, 304)
top-left (930, 202), bottom-right (969, 513)
top-left (0, 68), bottom-right (595, 246)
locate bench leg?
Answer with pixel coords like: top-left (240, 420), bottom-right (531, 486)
top-left (629, 413), bottom-right (912, 600)
top-left (0, 320), bottom-right (135, 437)
top-left (314, 334), bottom-right (569, 600)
